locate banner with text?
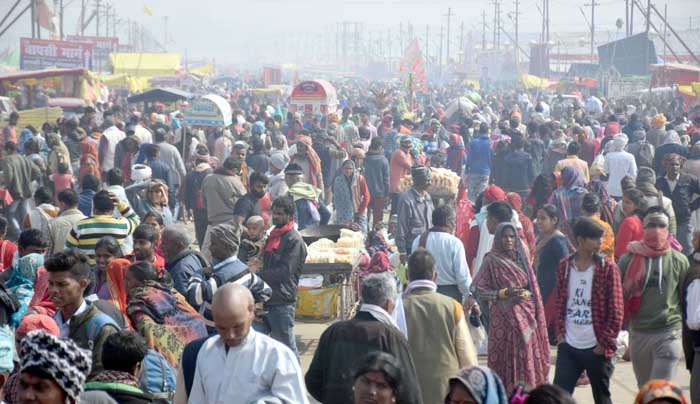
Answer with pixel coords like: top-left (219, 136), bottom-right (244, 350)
top-left (20, 38), bottom-right (93, 70)
top-left (66, 36), bottom-right (118, 71)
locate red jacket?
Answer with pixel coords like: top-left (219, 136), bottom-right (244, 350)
top-left (551, 253), bottom-right (624, 358)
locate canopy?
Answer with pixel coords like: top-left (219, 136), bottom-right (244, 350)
top-left (109, 53), bottom-right (181, 76)
top-left (184, 94), bottom-right (232, 127)
top-left (189, 65), bottom-right (214, 76)
top-left (290, 80), bottom-right (338, 115)
top-left (100, 73), bottom-right (149, 93)
top-left (127, 87), bottom-right (192, 104)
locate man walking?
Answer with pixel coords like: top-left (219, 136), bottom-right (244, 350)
top-left (395, 165), bottom-right (433, 263)
top-left (552, 218), bottom-right (623, 404)
top-left (466, 122), bottom-right (492, 202)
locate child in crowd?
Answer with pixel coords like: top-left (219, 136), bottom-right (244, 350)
top-left (49, 162), bottom-right (74, 204)
top-left (238, 215), bottom-right (267, 272)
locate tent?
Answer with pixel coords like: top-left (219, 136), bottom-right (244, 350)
top-left (127, 87), bottom-right (192, 104)
top-left (108, 53), bottom-right (181, 76)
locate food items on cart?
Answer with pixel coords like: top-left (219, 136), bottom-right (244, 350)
top-left (397, 167), bottom-right (460, 195)
top-left (305, 230), bottom-right (364, 264)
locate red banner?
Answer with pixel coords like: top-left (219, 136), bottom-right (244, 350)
top-left (20, 37), bottom-right (93, 70)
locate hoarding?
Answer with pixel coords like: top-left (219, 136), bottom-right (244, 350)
top-left (20, 38), bottom-right (93, 71)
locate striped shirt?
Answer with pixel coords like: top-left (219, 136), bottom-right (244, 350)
top-left (65, 201), bottom-right (140, 264)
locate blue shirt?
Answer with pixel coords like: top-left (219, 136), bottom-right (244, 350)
top-left (466, 135), bottom-right (492, 176)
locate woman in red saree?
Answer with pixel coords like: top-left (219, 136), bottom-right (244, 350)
top-left (471, 222), bottom-right (550, 393)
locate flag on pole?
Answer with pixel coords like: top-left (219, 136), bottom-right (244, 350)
top-left (143, 5), bottom-right (154, 16)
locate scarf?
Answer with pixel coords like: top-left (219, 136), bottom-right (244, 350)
top-left (359, 303), bottom-right (398, 329)
top-left (106, 258), bottom-right (133, 329)
top-left (265, 220), bottom-right (296, 254)
top-left (294, 135), bottom-right (322, 188)
top-left (79, 140), bottom-right (100, 182)
top-left (90, 370), bottom-right (141, 388)
top-left (451, 366), bottom-right (509, 404)
top-left (7, 253), bottom-right (44, 328)
top-left (404, 279), bottom-right (438, 295)
top-left (622, 228), bottom-right (671, 318)
top-left (288, 182), bottom-right (322, 202)
top-left (333, 160), bottom-right (361, 223)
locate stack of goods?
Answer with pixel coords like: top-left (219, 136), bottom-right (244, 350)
top-left (398, 167), bottom-right (460, 195)
top-left (305, 229), bottom-right (363, 264)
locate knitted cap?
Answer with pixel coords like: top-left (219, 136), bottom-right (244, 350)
top-left (270, 152), bottom-right (290, 171)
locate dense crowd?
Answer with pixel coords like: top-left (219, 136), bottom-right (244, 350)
top-left (0, 81), bottom-right (696, 404)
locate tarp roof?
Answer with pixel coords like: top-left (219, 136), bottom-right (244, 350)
top-left (0, 68), bottom-right (88, 82)
top-left (109, 53), bottom-right (181, 76)
top-left (127, 87), bottom-right (192, 104)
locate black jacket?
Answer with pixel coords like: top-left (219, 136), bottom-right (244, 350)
top-left (260, 228), bottom-right (307, 306)
top-left (503, 150), bottom-right (535, 193)
top-left (656, 174), bottom-right (700, 223)
top-left (305, 311), bottom-right (423, 404)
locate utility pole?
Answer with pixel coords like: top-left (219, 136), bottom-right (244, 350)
top-left (493, 0), bottom-right (498, 50)
top-left (663, 4), bottom-right (668, 63)
top-left (425, 24), bottom-right (429, 65)
top-left (59, 0), bottom-right (64, 39)
top-left (104, 3), bottom-right (110, 37)
top-left (625, 0), bottom-right (629, 35)
top-left (439, 24), bottom-right (444, 74)
top-left (445, 7), bottom-right (453, 63)
top-left (545, 0), bottom-right (550, 44)
top-left (30, 0), bottom-right (35, 38)
top-left (95, 0), bottom-right (100, 36)
top-left (584, 0), bottom-right (599, 64)
top-left (514, 0), bottom-right (520, 61)
top-left (163, 16), bottom-right (168, 51)
top-left (482, 10), bottom-right (487, 50)
top-left (112, 6), bottom-right (116, 38)
top-left (399, 22), bottom-right (404, 52)
top-left (80, 0), bottom-right (85, 35)
top-left (630, 0), bottom-right (634, 34)
top-left (646, 0), bottom-right (651, 33)
top-left (459, 21), bottom-right (465, 64)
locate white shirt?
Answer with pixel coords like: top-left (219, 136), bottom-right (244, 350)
top-left (687, 279), bottom-right (700, 330)
top-left (53, 299), bottom-right (88, 338)
top-left (134, 124), bottom-right (153, 145)
top-left (188, 330), bottom-right (309, 404)
top-left (565, 264), bottom-right (597, 349)
top-left (585, 96), bottom-right (603, 114)
top-left (412, 231), bottom-right (471, 298)
top-left (604, 151), bottom-right (638, 197)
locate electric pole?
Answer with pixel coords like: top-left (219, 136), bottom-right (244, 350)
top-left (493, 0), bottom-right (498, 50)
top-left (646, 0), bottom-right (651, 33)
top-left (459, 21), bottom-right (465, 64)
top-left (584, 0), bottom-right (599, 63)
top-left (514, 0), bottom-right (520, 61)
top-left (439, 24), bottom-right (444, 74)
top-left (59, 0), bottom-right (64, 39)
top-left (482, 10), bottom-right (487, 50)
top-left (625, 0), bottom-right (629, 35)
top-left (163, 16), bottom-right (168, 51)
top-left (104, 3), bottom-right (110, 37)
top-left (445, 7), bottom-right (453, 63)
top-left (95, 0), bottom-right (100, 36)
top-left (425, 24), bottom-right (429, 65)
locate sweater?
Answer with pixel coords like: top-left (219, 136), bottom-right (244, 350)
top-left (619, 249), bottom-right (689, 332)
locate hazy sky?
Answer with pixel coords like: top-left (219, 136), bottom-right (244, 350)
top-left (2, 0), bottom-right (699, 66)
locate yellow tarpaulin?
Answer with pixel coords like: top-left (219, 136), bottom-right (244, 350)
top-left (101, 73), bottom-right (149, 93)
top-left (108, 53), bottom-right (181, 76)
top-left (692, 82), bottom-right (700, 95)
top-left (678, 85), bottom-right (695, 97)
top-left (463, 79), bottom-right (480, 90)
top-left (189, 65), bottom-right (214, 76)
top-left (520, 74), bottom-right (551, 89)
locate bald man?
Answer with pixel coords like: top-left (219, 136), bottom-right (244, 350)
top-left (185, 284), bottom-right (309, 404)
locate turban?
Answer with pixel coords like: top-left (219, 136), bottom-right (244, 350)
top-left (652, 114), bottom-right (667, 129)
top-left (270, 151), bottom-right (290, 171)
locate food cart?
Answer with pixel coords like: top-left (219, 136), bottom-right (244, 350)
top-left (289, 79), bottom-right (338, 122)
top-left (299, 225), bottom-right (362, 321)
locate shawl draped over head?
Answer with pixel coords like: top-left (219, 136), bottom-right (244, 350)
top-left (447, 366), bottom-right (509, 404)
top-left (126, 281), bottom-right (208, 367)
top-left (294, 135), bottom-right (323, 188)
top-left (661, 130), bottom-right (682, 146)
top-left (634, 380), bottom-right (688, 404)
top-left (471, 222), bottom-right (549, 392)
top-left (78, 140), bottom-right (100, 182)
top-left (550, 166), bottom-right (587, 235)
top-left (333, 160), bottom-right (361, 223)
top-left (105, 258), bottom-right (133, 329)
top-left (7, 253), bottom-right (44, 328)
top-left (483, 185), bottom-right (506, 204)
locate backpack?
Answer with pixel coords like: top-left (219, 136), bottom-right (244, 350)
top-left (85, 312), bottom-right (120, 350)
top-left (630, 142), bottom-right (654, 168)
top-left (139, 349), bottom-right (176, 403)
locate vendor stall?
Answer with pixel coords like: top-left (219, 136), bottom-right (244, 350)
top-left (299, 226), bottom-right (363, 321)
top-left (184, 94), bottom-right (232, 127)
top-left (289, 79), bottom-right (338, 118)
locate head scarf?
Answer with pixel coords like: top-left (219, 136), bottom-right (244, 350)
top-left (106, 258), bottom-right (133, 329)
top-left (483, 185), bottom-right (506, 204)
top-left (6, 253), bottom-right (45, 327)
top-left (492, 222), bottom-right (530, 273)
top-left (333, 160), bottom-right (361, 223)
top-left (661, 130), bottom-right (681, 146)
top-left (20, 330), bottom-right (92, 403)
top-left (634, 380), bottom-right (688, 404)
top-left (609, 134), bottom-right (629, 152)
top-left (506, 192), bottom-right (523, 214)
top-left (651, 114), bottom-right (667, 129)
top-left (79, 140), bottom-right (100, 182)
top-left (293, 135), bottom-right (323, 188)
top-left (17, 314), bottom-right (59, 336)
top-left (270, 151), bottom-right (290, 171)
top-left (445, 366), bottom-right (508, 404)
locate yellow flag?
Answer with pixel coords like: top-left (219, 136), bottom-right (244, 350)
top-left (143, 5), bottom-right (153, 16)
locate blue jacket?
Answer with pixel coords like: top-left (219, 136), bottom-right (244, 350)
top-left (503, 150), bottom-right (535, 192)
top-left (363, 152), bottom-right (390, 197)
top-left (466, 135), bottom-right (491, 176)
top-left (165, 250), bottom-right (206, 295)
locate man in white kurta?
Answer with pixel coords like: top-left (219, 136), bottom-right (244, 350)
top-left (187, 284), bottom-right (309, 404)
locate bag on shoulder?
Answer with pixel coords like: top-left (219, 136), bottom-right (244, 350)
top-left (139, 348), bottom-right (176, 403)
top-left (85, 313), bottom-right (120, 350)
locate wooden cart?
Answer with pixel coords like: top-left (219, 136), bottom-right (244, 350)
top-left (302, 255), bottom-right (360, 321)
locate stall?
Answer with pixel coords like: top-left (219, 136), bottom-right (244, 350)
top-left (289, 79), bottom-right (338, 118)
top-left (299, 226), bottom-right (363, 321)
top-left (184, 94), bottom-right (232, 127)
